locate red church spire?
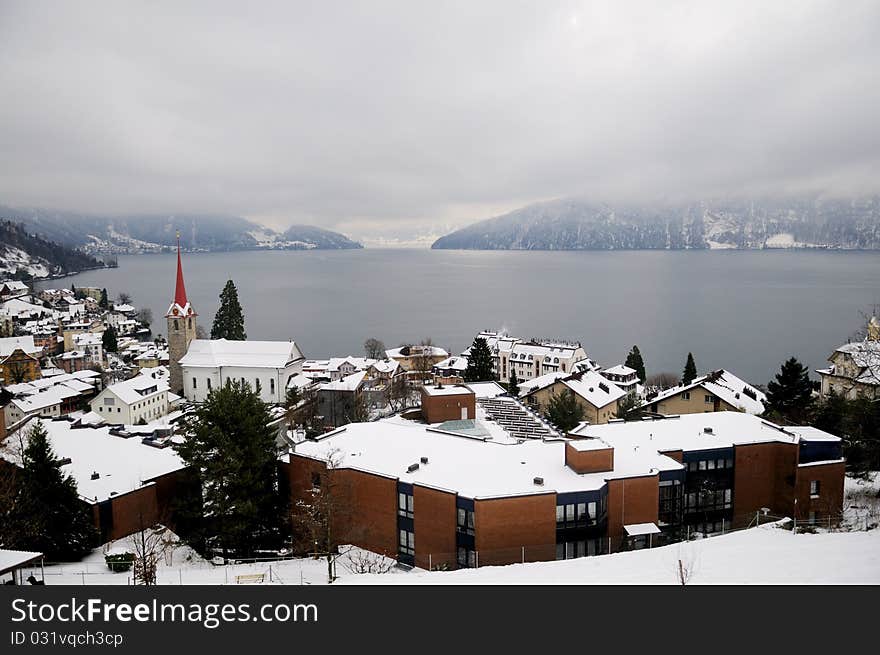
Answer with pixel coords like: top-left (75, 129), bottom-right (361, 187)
top-left (174, 232), bottom-right (189, 308)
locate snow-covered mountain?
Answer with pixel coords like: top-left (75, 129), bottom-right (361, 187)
top-left (0, 220), bottom-right (106, 279)
top-left (0, 207), bottom-right (363, 254)
top-left (432, 197), bottom-right (880, 250)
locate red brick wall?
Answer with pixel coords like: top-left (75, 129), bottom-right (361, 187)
top-left (413, 485), bottom-right (457, 570)
top-left (474, 494), bottom-right (556, 566)
top-left (660, 449), bottom-right (683, 463)
top-left (733, 442), bottom-right (799, 526)
top-left (289, 454), bottom-right (398, 558)
top-left (565, 442), bottom-right (614, 473)
top-left (107, 485), bottom-right (161, 541)
top-left (795, 461), bottom-right (846, 522)
top-left (606, 474), bottom-right (659, 551)
top-left (421, 389), bottom-right (475, 423)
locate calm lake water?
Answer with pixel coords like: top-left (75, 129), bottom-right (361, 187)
top-left (40, 249), bottom-right (880, 387)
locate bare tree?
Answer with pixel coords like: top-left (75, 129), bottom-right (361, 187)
top-left (291, 449), bottom-right (357, 583)
top-left (117, 292), bottom-right (133, 305)
top-left (136, 307), bottom-right (153, 327)
top-left (412, 338), bottom-right (436, 384)
top-left (195, 325), bottom-right (208, 339)
top-left (646, 372), bottom-right (680, 390)
top-left (364, 337), bottom-right (386, 360)
top-left (674, 543), bottom-right (698, 586)
top-left (387, 373), bottom-right (412, 413)
top-left (128, 520), bottom-right (174, 586)
top-left (341, 546), bottom-right (396, 575)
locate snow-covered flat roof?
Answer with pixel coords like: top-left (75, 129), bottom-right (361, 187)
top-left (0, 419), bottom-right (185, 503)
top-left (624, 522), bottom-right (661, 536)
top-left (787, 426), bottom-right (842, 443)
top-left (422, 383), bottom-right (474, 397)
top-left (467, 381), bottom-right (508, 398)
top-left (179, 338), bottom-right (305, 369)
top-left (572, 411), bottom-right (799, 452)
top-left (0, 549), bottom-right (43, 575)
top-left (293, 419), bottom-right (678, 499)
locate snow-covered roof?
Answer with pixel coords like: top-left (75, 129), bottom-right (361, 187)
top-left (293, 419), bottom-right (678, 499)
top-left (10, 386), bottom-right (78, 412)
top-left (561, 371), bottom-right (626, 408)
top-left (0, 335), bottom-right (39, 357)
top-left (0, 419), bottom-right (185, 503)
top-left (286, 372), bottom-right (316, 390)
top-left (787, 426), bottom-right (842, 443)
top-left (467, 381), bottom-right (508, 398)
top-left (112, 303), bottom-right (135, 313)
top-left (433, 356), bottom-right (468, 371)
top-left (572, 411), bottom-right (800, 452)
top-left (603, 364), bottom-right (637, 377)
top-left (369, 359), bottom-right (400, 374)
top-left (422, 383), bottom-right (474, 397)
top-left (320, 370), bottom-right (366, 392)
top-left (385, 345), bottom-right (449, 359)
top-left (642, 369), bottom-right (766, 414)
top-left (518, 371), bottom-right (569, 396)
top-left (179, 339), bottom-right (305, 369)
top-left (73, 332), bottom-right (102, 346)
top-left (624, 523), bottom-right (661, 536)
top-left (100, 374), bottom-right (169, 405)
top-left (0, 549), bottom-right (43, 575)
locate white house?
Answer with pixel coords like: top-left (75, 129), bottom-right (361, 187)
top-left (72, 332), bottom-right (104, 366)
top-left (179, 339), bottom-right (306, 404)
top-left (89, 373), bottom-right (170, 425)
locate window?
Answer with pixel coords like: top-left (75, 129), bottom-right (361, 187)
top-left (192, 377), bottom-right (197, 389)
top-left (717, 458), bottom-right (726, 469)
top-left (207, 378), bottom-right (212, 390)
top-left (398, 529), bottom-right (414, 556)
top-left (725, 458), bottom-right (733, 469)
top-left (398, 492), bottom-right (414, 518)
top-left (810, 480), bottom-right (820, 497)
top-left (270, 378), bottom-right (275, 395)
top-left (707, 459), bottom-right (715, 470)
top-left (457, 547), bottom-right (476, 568)
top-left (104, 397), bottom-right (115, 406)
top-left (681, 391), bottom-right (691, 400)
top-left (311, 472), bottom-right (321, 488)
top-left (698, 460), bottom-right (707, 471)
top-left (705, 395), bottom-right (714, 403)
top-left (457, 508), bottom-right (475, 535)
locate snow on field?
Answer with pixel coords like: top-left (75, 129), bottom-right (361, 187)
top-left (342, 524), bottom-right (880, 586)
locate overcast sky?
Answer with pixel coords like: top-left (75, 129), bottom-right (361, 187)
top-left (1, 1), bottom-right (878, 237)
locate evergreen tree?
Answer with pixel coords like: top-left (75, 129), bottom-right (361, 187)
top-left (174, 380), bottom-right (285, 558)
top-left (210, 280), bottom-right (247, 341)
top-left (508, 369), bottom-right (519, 396)
top-left (99, 288), bottom-right (109, 310)
top-left (765, 357), bottom-right (814, 422)
top-left (625, 345), bottom-right (646, 383)
top-left (101, 325), bottom-right (118, 354)
top-left (545, 389), bottom-right (585, 433)
top-left (3, 421), bottom-right (96, 559)
top-left (464, 337), bottom-right (495, 382)
top-left (682, 352), bottom-right (697, 385)
top-left (614, 392), bottom-right (643, 420)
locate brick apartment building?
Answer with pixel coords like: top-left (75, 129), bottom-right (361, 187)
top-left (289, 412), bottom-right (844, 569)
top-left (420, 384), bottom-right (476, 423)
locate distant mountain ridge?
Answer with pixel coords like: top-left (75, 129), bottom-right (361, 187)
top-left (0, 206), bottom-right (363, 254)
top-left (0, 220), bottom-right (106, 280)
top-left (431, 197), bottom-right (880, 250)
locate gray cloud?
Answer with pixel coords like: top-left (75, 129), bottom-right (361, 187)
top-left (1, 0), bottom-right (878, 235)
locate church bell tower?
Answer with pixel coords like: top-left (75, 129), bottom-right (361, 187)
top-left (166, 233), bottom-right (197, 394)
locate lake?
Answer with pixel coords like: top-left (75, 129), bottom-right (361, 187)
top-left (39, 248), bottom-right (880, 387)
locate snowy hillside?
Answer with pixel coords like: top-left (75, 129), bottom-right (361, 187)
top-left (0, 219), bottom-right (105, 279)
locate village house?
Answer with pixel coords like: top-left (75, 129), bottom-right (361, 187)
top-left (641, 369), bottom-right (766, 416)
top-left (72, 332), bottom-right (104, 367)
top-left (385, 344), bottom-right (450, 373)
top-left (0, 336), bottom-right (42, 385)
top-left (599, 364), bottom-right (641, 397)
top-left (288, 411), bottom-right (844, 569)
top-left (817, 317), bottom-right (880, 400)
top-left (2, 370), bottom-right (101, 429)
top-left (0, 281), bottom-right (30, 300)
top-left (89, 373), bottom-right (171, 425)
top-left (467, 331), bottom-right (589, 382)
top-left (521, 370), bottom-right (627, 425)
top-left (317, 370), bottom-right (367, 428)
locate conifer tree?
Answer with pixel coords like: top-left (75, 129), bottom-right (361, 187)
top-left (464, 337), bottom-right (495, 382)
top-left (3, 421), bottom-right (96, 559)
top-left (99, 288), bottom-right (109, 310)
top-left (766, 357), bottom-right (814, 422)
top-left (545, 389), bottom-right (585, 433)
top-left (509, 369), bottom-right (520, 396)
top-left (625, 345), bottom-right (646, 383)
top-left (210, 280), bottom-right (247, 341)
top-left (682, 352), bottom-right (697, 385)
top-left (102, 325), bottom-right (118, 354)
top-left (174, 380), bottom-right (285, 557)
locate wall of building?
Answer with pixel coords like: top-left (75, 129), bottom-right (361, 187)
top-left (413, 485), bottom-right (457, 570)
top-left (606, 474), bottom-right (660, 551)
top-left (795, 461), bottom-right (846, 522)
top-left (474, 493), bottom-right (556, 566)
top-left (183, 363), bottom-right (298, 404)
top-left (651, 385), bottom-right (738, 415)
top-left (525, 382), bottom-right (617, 424)
top-left (0, 350), bottom-right (41, 384)
top-left (732, 442), bottom-right (799, 527)
top-left (421, 389), bottom-right (475, 423)
top-left (565, 442), bottom-right (614, 473)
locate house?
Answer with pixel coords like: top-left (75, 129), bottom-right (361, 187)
top-left (817, 319), bottom-right (880, 400)
top-left (599, 364), bottom-right (641, 397)
top-left (89, 373), bottom-right (171, 425)
top-left (0, 281), bottom-right (29, 300)
top-left (0, 336), bottom-right (42, 384)
top-left (317, 371), bottom-right (367, 428)
top-left (385, 344), bottom-right (449, 374)
top-left (641, 369), bottom-right (766, 416)
top-left (467, 331), bottom-right (589, 382)
top-left (0, 418), bottom-right (187, 542)
top-left (72, 332), bottom-right (104, 366)
top-left (58, 350), bottom-right (89, 374)
top-left (521, 370), bottom-right (626, 425)
top-left (288, 411), bottom-right (844, 569)
top-left (179, 338), bottom-right (306, 404)
top-left (3, 370), bottom-right (101, 428)
top-left (431, 355), bottom-right (469, 383)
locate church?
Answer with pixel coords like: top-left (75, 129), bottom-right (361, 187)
top-left (166, 238), bottom-right (306, 405)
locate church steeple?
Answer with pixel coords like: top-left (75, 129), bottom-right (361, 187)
top-left (166, 232), bottom-right (198, 394)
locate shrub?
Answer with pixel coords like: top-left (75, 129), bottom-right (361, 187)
top-left (105, 551), bottom-right (135, 572)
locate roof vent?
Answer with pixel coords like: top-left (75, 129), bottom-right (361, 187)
top-left (533, 476), bottom-right (544, 486)
top-left (58, 457), bottom-right (72, 466)
top-left (90, 471), bottom-right (100, 480)
top-left (420, 456), bottom-right (429, 464)
top-left (407, 463), bottom-right (420, 473)
top-left (704, 427), bottom-right (713, 434)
